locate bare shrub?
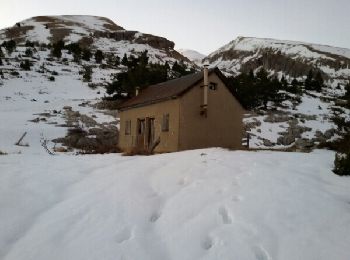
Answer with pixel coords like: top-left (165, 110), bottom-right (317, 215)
top-left (123, 147), bottom-right (152, 156)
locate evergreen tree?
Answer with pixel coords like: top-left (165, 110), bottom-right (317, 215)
top-left (304, 69), bottom-right (313, 90)
top-left (94, 50), bottom-right (104, 63)
top-left (106, 51), bottom-right (168, 98)
top-left (51, 40), bottom-right (64, 58)
top-left (171, 61), bottom-right (194, 77)
top-left (25, 40), bottom-right (34, 47)
top-left (115, 56), bottom-right (120, 66)
top-left (2, 40), bottom-right (16, 54)
top-left (288, 78), bottom-right (302, 94)
top-left (20, 60), bottom-right (31, 70)
top-left (82, 66), bottom-right (92, 82)
top-left (82, 48), bottom-right (92, 61)
top-left (344, 82), bottom-right (350, 108)
top-left (121, 54), bottom-right (128, 66)
top-left (25, 47), bottom-right (33, 57)
top-left (0, 57), bottom-right (2, 66)
top-left (314, 71), bottom-right (324, 92)
top-left (280, 76), bottom-right (288, 90)
top-left (0, 47), bottom-right (4, 58)
top-left (345, 82), bottom-right (350, 99)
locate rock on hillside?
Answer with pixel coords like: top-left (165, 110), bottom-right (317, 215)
top-left (204, 36), bottom-right (350, 90)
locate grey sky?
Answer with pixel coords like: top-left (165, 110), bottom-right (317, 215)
top-left (1, 0), bottom-right (349, 54)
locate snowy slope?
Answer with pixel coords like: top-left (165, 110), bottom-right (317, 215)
top-left (0, 15), bottom-right (193, 68)
top-left (0, 15), bottom-right (123, 44)
top-left (178, 48), bottom-right (206, 66)
top-left (205, 36), bottom-right (350, 86)
top-left (0, 149), bottom-right (350, 260)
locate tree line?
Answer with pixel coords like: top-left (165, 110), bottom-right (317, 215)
top-left (227, 68), bottom-right (326, 109)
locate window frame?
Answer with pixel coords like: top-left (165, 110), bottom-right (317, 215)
top-left (125, 120), bottom-right (131, 135)
top-left (162, 113), bottom-right (170, 132)
top-left (209, 82), bottom-right (218, 91)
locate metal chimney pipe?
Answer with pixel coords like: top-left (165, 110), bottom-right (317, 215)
top-left (203, 65), bottom-right (209, 108)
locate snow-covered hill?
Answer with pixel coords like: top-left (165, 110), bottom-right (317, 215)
top-left (177, 48), bottom-right (205, 66)
top-left (201, 37), bottom-right (350, 150)
top-left (0, 15), bottom-right (193, 65)
top-left (204, 36), bottom-right (350, 87)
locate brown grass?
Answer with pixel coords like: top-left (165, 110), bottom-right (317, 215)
top-left (122, 147), bottom-right (152, 156)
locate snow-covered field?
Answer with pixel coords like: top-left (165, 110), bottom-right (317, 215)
top-left (1, 149), bottom-right (350, 260)
top-left (1, 25), bottom-right (350, 259)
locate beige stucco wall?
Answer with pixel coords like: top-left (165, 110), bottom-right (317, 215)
top-left (178, 73), bottom-right (246, 150)
top-left (119, 98), bottom-right (180, 153)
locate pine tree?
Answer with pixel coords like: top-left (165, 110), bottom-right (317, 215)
top-left (2, 40), bottom-right (16, 54)
top-left (82, 66), bottom-right (92, 82)
top-left (304, 69), bottom-right (313, 90)
top-left (121, 54), bottom-right (128, 66)
top-left (20, 60), bottom-right (31, 70)
top-left (115, 56), bottom-right (120, 66)
top-left (94, 50), bottom-right (104, 63)
top-left (314, 71), bottom-right (324, 92)
top-left (82, 48), bottom-right (92, 61)
top-left (25, 48), bottom-right (33, 57)
top-left (0, 57), bottom-right (2, 66)
top-left (51, 40), bottom-right (64, 58)
top-left (289, 78), bottom-right (302, 94)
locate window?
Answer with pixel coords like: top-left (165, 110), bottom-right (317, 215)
top-left (162, 114), bottom-right (169, 132)
top-left (137, 119), bottom-right (145, 135)
top-left (125, 120), bottom-right (131, 135)
top-left (209, 82), bottom-right (217, 91)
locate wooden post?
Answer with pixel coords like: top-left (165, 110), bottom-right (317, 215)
top-left (15, 132), bottom-right (27, 146)
top-left (247, 133), bottom-right (250, 149)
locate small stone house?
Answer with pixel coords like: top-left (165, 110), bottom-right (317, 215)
top-left (117, 67), bottom-right (246, 153)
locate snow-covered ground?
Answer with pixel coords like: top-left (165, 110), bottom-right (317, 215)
top-left (0, 149), bottom-right (350, 260)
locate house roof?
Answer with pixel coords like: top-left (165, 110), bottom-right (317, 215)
top-left (117, 67), bottom-right (240, 111)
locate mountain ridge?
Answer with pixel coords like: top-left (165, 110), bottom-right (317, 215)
top-left (203, 36), bottom-right (350, 91)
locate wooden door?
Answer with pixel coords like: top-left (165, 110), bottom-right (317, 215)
top-left (146, 118), bottom-right (155, 149)
top-left (136, 119), bottom-right (145, 149)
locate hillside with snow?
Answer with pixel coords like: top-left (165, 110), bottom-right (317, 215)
top-left (204, 36), bottom-right (350, 88)
top-left (178, 48), bottom-right (206, 66)
top-left (0, 15), bottom-right (193, 65)
top-left (201, 36), bottom-right (350, 150)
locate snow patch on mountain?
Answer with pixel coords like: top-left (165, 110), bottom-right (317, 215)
top-left (178, 49), bottom-right (206, 66)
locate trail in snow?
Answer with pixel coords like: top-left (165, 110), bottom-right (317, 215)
top-left (0, 149), bottom-right (349, 260)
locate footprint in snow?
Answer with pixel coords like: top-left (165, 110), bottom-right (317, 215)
top-left (232, 195), bottom-right (243, 202)
top-left (218, 206), bottom-right (233, 224)
top-left (115, 227), bottom-right (133, 244)
top-left (149, 211), bottom-right (161, 223)
top-left (253, 245), bottom-right (272, 260)
top-left (201, 236), bottom-right (213, 250)
top-left (178, 177), bottom-right (189, 186)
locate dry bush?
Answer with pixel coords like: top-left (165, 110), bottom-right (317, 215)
top-left (123, 147), bottom-right (152, 156)
top-left (0, 150), bottom-right (8, 155)
top-left (94, 100), bottom-right (122, 110)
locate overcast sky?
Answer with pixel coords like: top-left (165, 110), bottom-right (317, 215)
top-left (1, 0), bottom-right (349, 54)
